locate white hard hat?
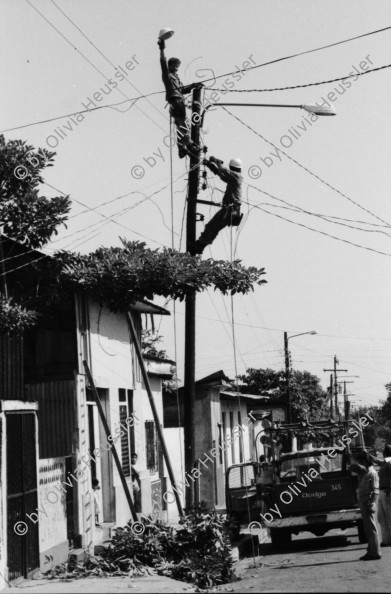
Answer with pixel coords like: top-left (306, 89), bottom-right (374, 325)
top-left (159, 28), bottom-right (174, 40)
top-left (229, 158), bottom-right (242, 172)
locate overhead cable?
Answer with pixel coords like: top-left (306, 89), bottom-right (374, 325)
top-left (26, 0), bottom-right (165, 133)
top-left (207, 63), bottom-right (391, 93)
top-left (3, 28), bottom-right (391, 135)
top-left (198, 25), bottom-right (391, 85)
top-left (243, 197), bottom-right (391, 257)
top-left (49, 0), bottom-right (166, 125)
top-left (221, 106), bottom-right (391, 227)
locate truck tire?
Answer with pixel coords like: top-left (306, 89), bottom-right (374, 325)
top-left (270, 528), bottom-right (291, 549)
top-left (357, 520), bottom-right (368, 544)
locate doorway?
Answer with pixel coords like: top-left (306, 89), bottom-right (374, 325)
top-left (6, 412), bottom-right (39, 581)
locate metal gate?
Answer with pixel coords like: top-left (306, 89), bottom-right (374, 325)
top-left (6, 413), bottom-right (39, 581)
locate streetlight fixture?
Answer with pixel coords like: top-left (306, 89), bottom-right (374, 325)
top-left (158, 27), bottom-right (175, 40)
top-left (203, 102), bottom-right (336, 117)
top-left (284, 330), bottom-right (317, 423)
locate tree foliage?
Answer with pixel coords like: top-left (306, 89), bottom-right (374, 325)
top-left (0, 296), bottom-right (38, 335)
top-left (141, 329), bottom-right (169, 360)
top-left (0, 135), bottom-right (70, 248)
top-left (238, 367), bottom-right (328, 422)
top-left (357, 386), bottom-right (391, 449)
top-left (45, 239), bottom-right (267, 312)
top-left (0, 135), bottom-right (71, 334)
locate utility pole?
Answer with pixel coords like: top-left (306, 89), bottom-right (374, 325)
top-left (339, 380), bottom-right (354, 420)
top-left (323, 356), bottom-right (347, 420)
top-left (329, 374), bottom-right (333, 418)
top-left (284, 332), bottom-right (291, 423)
top-left (184, 84), bottom-right (202, 508)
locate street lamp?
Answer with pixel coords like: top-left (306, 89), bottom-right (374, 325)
top-left (284, 330), bottom-right (317, 423)
top-left (203, 102), bottom-right (336, 118)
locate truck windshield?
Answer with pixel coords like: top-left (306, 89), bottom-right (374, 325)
top-left (279, 452), bottom-right (343, 479)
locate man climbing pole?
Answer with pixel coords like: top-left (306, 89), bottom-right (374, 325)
top-left (158, 33), bottom-right (200, 159)
top-left (193, 156), bottom-right (243, 254)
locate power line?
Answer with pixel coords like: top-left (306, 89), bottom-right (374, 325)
top-left (221, 106), bottom-right (391, 227)
top-left (244, 195), bottom-right (391, 257)
top-left (248, 186), bottom-right (391, 238)
top-left (208, 63), bottom-right (391, 93)
top-left (25, 0), bottom-right (166, 133)
top-left (3, 27), bottom-right (391, 136)
top-left (0, 92), bottom-right (163, 134)
top-left (199, 25), bottom-right (391, 85)
top-left (44, 181), bottom-right (167, 246)
top-left (49, 0), bottom-right (166, 124)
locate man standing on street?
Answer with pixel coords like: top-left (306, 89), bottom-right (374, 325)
top-left (372, 444), bottom-right (391, 547)
top-left (352, 450), bottom-right (381, 560)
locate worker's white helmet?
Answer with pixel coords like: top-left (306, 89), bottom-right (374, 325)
top-left (229, 158), bottom-right (243, 172)
top-left (159, 28), bottom-right (175, 40)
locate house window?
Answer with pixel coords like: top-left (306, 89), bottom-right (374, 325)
top-left (118, 388), bottom-right (134, 477)
top-left (119, 405), bottom-right (130, 477)
top-left (145, 421), bottom-right (158, 473)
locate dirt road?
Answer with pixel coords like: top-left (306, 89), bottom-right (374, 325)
top-left (232, 527), bottom-right (391, 593)
top-left (7, 528), bottom-right (390, 593)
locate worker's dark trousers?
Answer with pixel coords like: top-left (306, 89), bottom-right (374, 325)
top-left (169, 99), bottom-right (191, 148)
top-left (378, 490), bottom-right (391, 545)
top-left (359, 502), bottom-right (381, 556)
top-left (195, 207), bottom-right (240, 254)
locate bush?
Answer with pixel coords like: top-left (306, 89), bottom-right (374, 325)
top-left (157, 504), bottom-right (236, 587)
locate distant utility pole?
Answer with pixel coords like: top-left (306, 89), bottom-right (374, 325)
top-left (284, 332), bottom-right (291, 422)
top-left (343, 380), bottom-right (353, 420)
top-left (184, 84), bottom-right (203, 508)
top-left (323, 356), bottom-right (347, 419)
top-left (328, 374), bottom-right (333, 418)
top-left (337, 380), bottom-right (354, 421)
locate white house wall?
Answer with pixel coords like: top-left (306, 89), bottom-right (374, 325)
top-left (132, 375), bottom-right (165, 518)
top-left (86, 302), bottom-right (167, 528)
top-left (220, 399), bottom-right (252, 467)
top-left (88, 301), bottom-right (135, 392)
top-left (37, 459), bottom-right (68, 568)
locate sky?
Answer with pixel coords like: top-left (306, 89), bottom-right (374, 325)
top-left (1, 0), bottom-right (391, 410)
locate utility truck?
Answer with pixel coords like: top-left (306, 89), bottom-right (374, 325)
top-left (226, 416), bottom-right (372, 547)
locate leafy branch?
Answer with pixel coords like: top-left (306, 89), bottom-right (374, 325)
top-left (45, 239), bottom-right (267, 312)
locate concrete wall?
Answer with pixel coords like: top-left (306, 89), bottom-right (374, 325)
top-left (191, 388), bottom-right (256, 512)
top-left (38, 458), bottom-right (68, 569)
top-left (163, 427), bottom-right (184, 522)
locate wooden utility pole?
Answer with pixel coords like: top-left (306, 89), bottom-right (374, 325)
top-left (342, 380), bottom-right (354, 420)
top-left (284, 332), bottom-right (291, 422)
top-left (329, 374), bottom-right (333, 418)
top-left (324, 356), bottom-right (347, 420)
top-left (184, 84), bottom-right (202, 508)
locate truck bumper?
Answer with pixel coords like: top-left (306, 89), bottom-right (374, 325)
top-left (264, 508), bottom-right (362, 529)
